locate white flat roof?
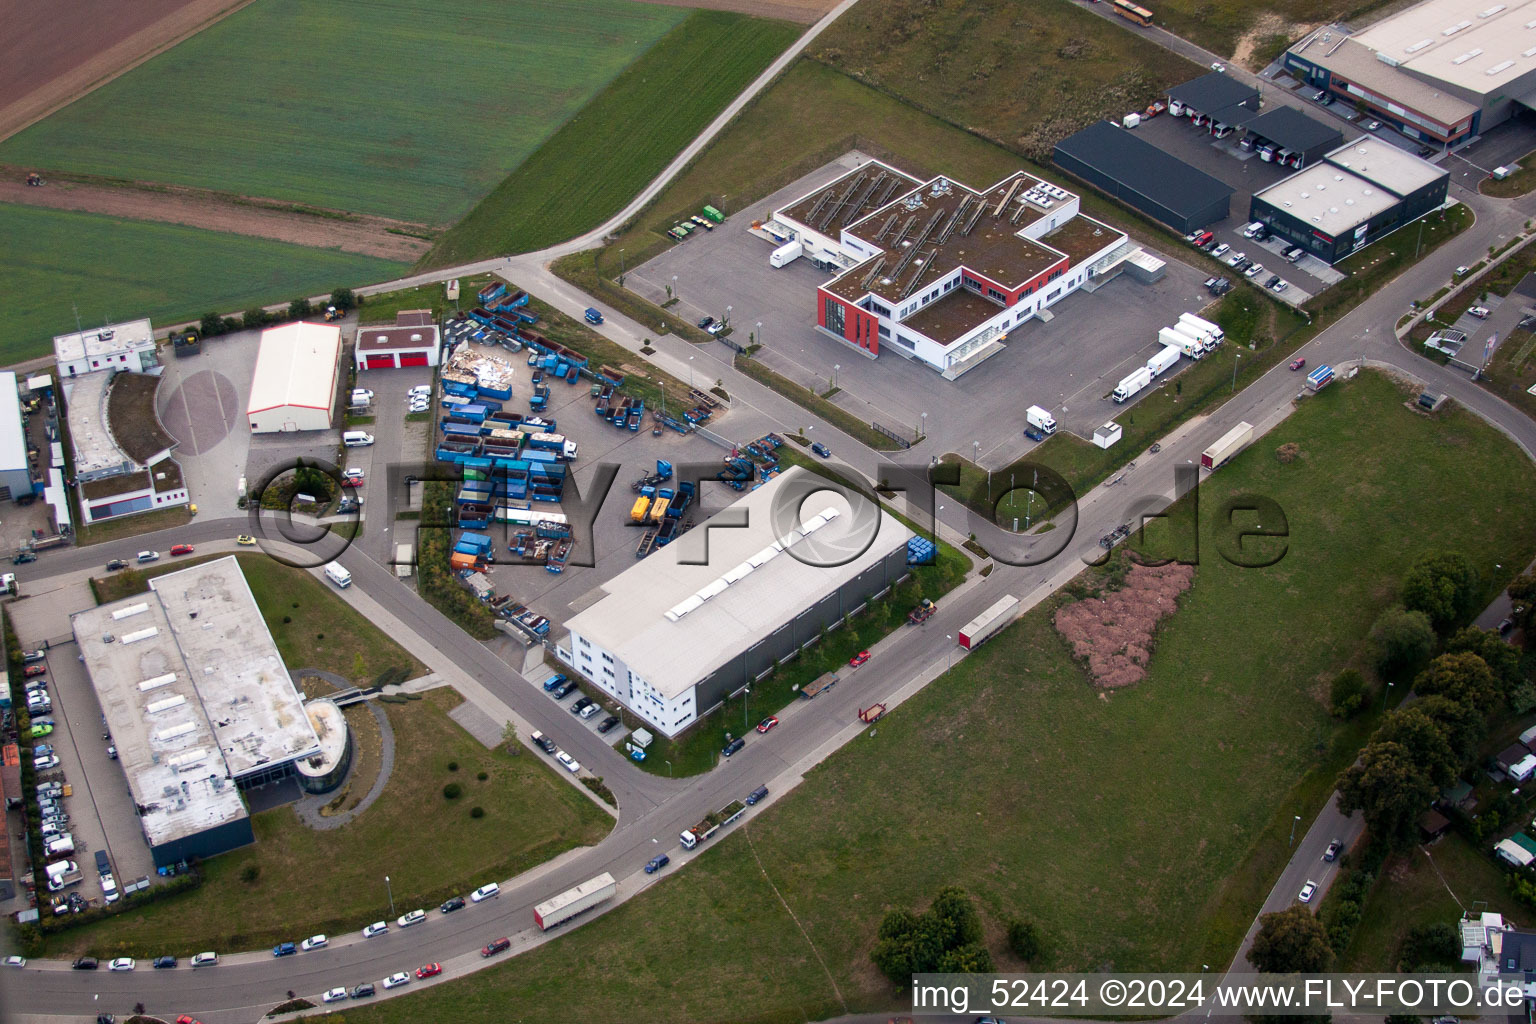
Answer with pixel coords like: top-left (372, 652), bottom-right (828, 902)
top-left (53, 319), bottom-right (153, 366)
top-left (1257, 163), bottom-right (1401, 235)
top-left (1327, 136), bottom-right (1447, 195)
top-left (65, 371), bottom-right (130, 477)
top-left (247, 322), bottom-right (341, 416)
top-left (72, 557), bottom-right (320, 848)
top-left (566, 467), bottom-right (912, 699)
top-left (1354, 0), bottom-right (1536, 95)
top-left (294, 699), bottom-right (348, 781)
top-left (0, 372), bottom-right (26, 474)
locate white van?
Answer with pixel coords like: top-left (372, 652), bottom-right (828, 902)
top-left (323, 562), bottom-right (352, 589)
top-left (342, 431), bottom-right (374, 447)
top-left (350, 389), bottom-right (374, 405)
top-left (45, 834), bottom-right (74, 857)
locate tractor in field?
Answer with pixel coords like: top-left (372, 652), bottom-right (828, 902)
top-left (25, 173), bottom-right (43, 186)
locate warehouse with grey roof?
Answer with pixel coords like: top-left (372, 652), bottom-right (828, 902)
top-left (1053, 120), bottom-right (1236, 233)
top-left (560, 468), bottom-right (913, 737)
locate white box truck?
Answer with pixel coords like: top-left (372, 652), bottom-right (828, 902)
top-left (323, 562), bottom-right (352, 588)
top-left (1146, 345), bottom-right (1181, 377)
top-left (533, 872), bottom-right (617, 930)
top-left (1025, 405), bottom-right (1058, 434)
top-left (1178, 312), bottom-right (1224, 343)
top-left (1158, 326), bottom-right (1202, 360)
top-left (769, 240), bottom-right (803, 268)
top-left (1201, 421), bottom-right (1254, 470)
top-left (1112, 366), bottom-right (1154, 403)
top-left (1172, 321), bottom-right (1215, 354)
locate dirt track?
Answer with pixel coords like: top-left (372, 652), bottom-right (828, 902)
top-left (0, 0), bottom-right (254, 142)
top-left (0, 173), bottom-right (432, 261)
top-left (629, 0), bottom-right (837, 23)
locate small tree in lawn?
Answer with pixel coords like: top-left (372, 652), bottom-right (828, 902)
top-left (1367, 605), bottom-right (1435, 679)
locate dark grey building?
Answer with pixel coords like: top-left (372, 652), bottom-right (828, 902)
top-left (1167, 71), bottom-right (1260, 125)
top-left (563, 467), bottom-right (914, 738)
top-left (1054, 120), bottom-right (1235, 234)
top-left (1249, 137), bottom-right (1450, 264)
top-left (1238, 107), bottom-right (1342, 168)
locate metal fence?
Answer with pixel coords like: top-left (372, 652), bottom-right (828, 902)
top-left (872, 422), bottom-right (912, 449)
top-left (696, 425), bottom-right (740, 452)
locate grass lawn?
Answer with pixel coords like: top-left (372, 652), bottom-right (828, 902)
top-left (810, 0), bottom-right (1200, 160)
top-left (73, 506), bottom-right (196, 548)
top-left (358, 274), bottom-right (497, 326)
top-left (1480, 151), bottom-right (1536, 198)
top-left (421, 11), bottom-right (800, 266)
top-left (1342, 833), bottom-right (1522, 970)
top-left (1315, 203), bottom-right (1474, 323)
top-left (0, 0), bottom-right (686, 225)
top-left (336, 369), bottom-right (1536, 1023)
top-left (0, 204), bottom-right (405, 363)
top-left (47, 688), bottom-right (611, 957)
top-left (630, 447), bottom-right (971, 778)
top-left (733, 353), bottom-right (907, 450)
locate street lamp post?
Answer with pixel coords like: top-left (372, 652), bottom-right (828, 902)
top-left (744, 687), bottom-right (751, 732)
top-left (672, 274), bottom-right (678, 301)
top-left (619, 248), bottom-right (626, 287)
top-left (1232, 351), bottom-right (1241, 392)
top-left (664, 759), bottom-right (672, 778)
top-left (756, 321), bottom-right (762, 350)
top-left (1382, 680), bottom-right (1395, 711)
top-left (726, 305), bottom-right (732, 327)
top-left (832, 363), bottom-right (839, 389)
top-left (1288, 814), bottom-right (1301, 848)
top-left (688, 356), bottom-right (694, 387)
top-left (385, 875), bottom-right (395, 917)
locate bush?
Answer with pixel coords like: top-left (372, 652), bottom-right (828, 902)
top-left (240, 864), bottom-right (261, 884)
top-left (1367, 605), bottom-right (1436, 679)
top-left (1007, 919), bottom-right (1042, 961)
top-left (443, 782), bottom-right (462, 800)
top-left (447, 761), bottom-right (459, 772)
top-left (477, 771), bottom-right (488, 781)
top-left (470, 806), bottom-right (485, 818)
top-left (1329, 669), bottom-right (1368, 719)
top-left (1402, 551), bottom-right (1481, 633)
top-left (871, 886), bottom-right (988, 988)
top-left (1400, 921), bottom-right (1460, 970)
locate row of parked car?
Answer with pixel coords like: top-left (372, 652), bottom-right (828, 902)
top-left (319, 887), bottom-right (506, 1002)
top-left (535, 674), bottom-right (623, 775)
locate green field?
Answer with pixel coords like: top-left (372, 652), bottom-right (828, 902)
top-left (0, 204), bottom-right (404, 362)
top-left (48, 689), bottom-right (611, 957)
top-left (423, 11), bottom-right (800, 265)
top-left (1146, 0), bottom-right (1387, 65)
top-left (335, 373), bottom-right (1536, 1019)
top-left (0, 0), bottom-right (687, 224)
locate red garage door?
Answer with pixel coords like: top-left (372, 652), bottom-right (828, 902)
top-left (398, 352), bottom-right (430, 367)
top-left (365, 354), bottom-right (396, 369)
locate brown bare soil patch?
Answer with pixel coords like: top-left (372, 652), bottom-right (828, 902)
top-left (0, 0), bottom-right (255, 142)
top-left (1053, 561), bottom-right (1195, 689)
top-left (0, 169), bottom-right (432, 261)
top-left (628, 0), bottom-right (835, 24)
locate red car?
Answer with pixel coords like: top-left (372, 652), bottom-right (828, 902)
top-left (177, 1017), bottom-right (204, 1024)
top-left (1289, 357), bottom-right (1306, 371)
top-left (341, 477), bottom-right (363, 488)
top-left (23, 665), bottom-right (46, 677)
top-left (170, 544), bottom-right (195, 556)
top-left (756, 716), bottom-right (779, 734)
top-left (849, 651), bottom-right (871, 668)
top-left (415, 962), bottom-right (443, 979)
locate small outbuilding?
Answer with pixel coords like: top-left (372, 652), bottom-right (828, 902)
top-left (1092, 422), bottom-right (1123, 449)
top-left (247, 322), bottom-right (341, 433)
top-left (355, 310), bottom-right (442, 372)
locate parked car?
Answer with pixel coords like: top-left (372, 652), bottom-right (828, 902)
top-left (1210, 61), bottom-right (1225, 72)
top-left (756, 716), bottom-right (779, 734)
top-left (481, 937), bottom-right (512, 957)
top-left (169, 544), bottom-right (194, 556)
top-left (552, 680), bottom-right (577, 699)
top-left (322, 988), bottom-right (348, 1003)
top-left (176, 1017), bottom-right (204, 1024)
top-left (707, 322), bottom-right (727, 336)
top-left (108, 958), bottom-right (135, 972)
top-left (579, 702), bottom-right (601, 720)
top-left (29, 722), bottom-right (52, 738)
top-left (1289, 358), bottom-right (1306, 371)
top-left (351, 983), bottom-right (376, 999)
top-left (1269, 278), bottom-right (1289, 294)
top-left (722, 737), bottom-right (745, 758)
top-left (153, 956), bottom-right (177, 969)
top-left (1455, 265), bottom-right (1470, 277)
top-left (34, 753), bottom-right (60, 770)
top-left (849, 650), bottom-right (871, 667)
top-left (570, 697), bottom-right (593, 715)
top-left (190, 952), bottom-right (218, 967)
top-left (300, 934), bottom-right (327, 951)
top-left (73, 957), bottom-right (99, 970)
top-left (137, 551), bottom-right (159, 563)
top-left (342, 468), bottom-right (364, 482)
top-left (235, 535), bottom-right (256, 546)
top-left (1226, 250), bottom-right (1245, 266)
top-left (597, 715), bottom-right (620, 734)
top-left (556, 751), bottom-right (581, 773)
top-left (1211, 243), bottom-right (1230, 258)
top-left (440, 896), bottom-right (466, 914)
top-left (415, 963), bottom-right (443, 979)
top-left (645, 854), bottom-right (670, 874)
top-left (382, 972), bottom-right (410, 990)
top-left (408, 385), bottom-right (432, 398)
top-left (1244, 262), bottom-right (1265, 279)
top-left (22, 649), bottom-right (45, 664)
top-left (471, 882), bottom-right (500, 902)
top-left (105, 559), bottom-right (128, 571)
top-left (1298, 880), bottom-right (1317, 903)
top-left (23, 664), bottom-right (46, 677)
top-left (1366, 120), bottom-right (1381, 131)
top-left (1024, 425), bottom-right (1046, 442)
top-left (272, 942), bottom-right (297, 958)
top-left (396, 909), bottom-right (426, 928)
top-left (811, 442), bottom-right (832, 458)
top-left (1468, 305), bottom-right (1491, 319)
top-left (362, 921), bottom-right (388, 938)
top-left (5, 956), bottom-right (25, 968)
top-left (696, 316), bottom-right (715, 329)
top-left (1324, 839), bottom-right (1342, 861)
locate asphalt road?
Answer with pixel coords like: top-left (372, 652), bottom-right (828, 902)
top-left (12, 15), bottom-right (1536, 1024)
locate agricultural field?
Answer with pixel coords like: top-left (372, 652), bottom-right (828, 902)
top-left (0, 0), bottom-right (689, 225)
top-left (421, 10), bottom-right (799, 265)
top-left (1142, 0), bottom-right (1383, 67)
top-left (810, 0), bottom-right (1201, 160)
top-left (0, 204), bottom-right (404, 362)
top-left (336, 374), bottom-right (1536, 1017)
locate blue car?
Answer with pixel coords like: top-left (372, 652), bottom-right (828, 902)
top-left (1024, 426), bottom-right (1046, 442)
top-left (645, 854), bottom-right (670, 874)
top-left (542, 673), bottom-right (568, 692)
top-left (811, 442), bottom-right (831, 458)
top-left (272, 942), bottom-right (297, 958)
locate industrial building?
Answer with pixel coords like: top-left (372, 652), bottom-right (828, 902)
top-left (69, 370), bottom-right (189, 523)
top-left (1166, 71), bottom-right (1261, 129)
top-left (355, 310), bottom-right (442, 371)
top-left (769, 160), bottom-right (1139, 378)
top-left (1054, 120), bottom-right (1236, 233)
top-left (561, 468), bottom-right (913, 738)
top-left (247, 322), bottom-right (341, 433)
top-left (73, 557), bottom-right (323, 867)
top-left (1239, 107), bottom-right (1344, 168)
top-left (0, 372), bottom-right (34, 502)
top-left (53, 319), bottom-right (157, 379)
top-left (1249, 136), bottom-right (1450, 263)
top-left (1284, 0), bottom-right (1536, 146)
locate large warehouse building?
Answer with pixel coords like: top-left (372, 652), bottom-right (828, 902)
top-left (73, 557), bottom-right (323, 867)
top-left (1250, 136), bottom-right (1450, 263)
top-left (1284, 0), bottom-right (1536, 146)
top-left (769, 160), bottom-right (1135, 378)
top-left (247, 322), bottom-right (341, 433)
top-left (0, 372), bottom-right (34, 502)
top-left (561, 468), bottom-right (913, 737)
top-left (1054, 120), bottom-right (1236, 233)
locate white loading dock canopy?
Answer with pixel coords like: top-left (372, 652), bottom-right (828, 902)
top-left (247, 322), bottom-right (341, 433)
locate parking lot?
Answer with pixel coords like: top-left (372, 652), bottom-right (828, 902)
top-left (629, 152), bottom-right (1214, 459)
